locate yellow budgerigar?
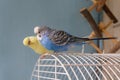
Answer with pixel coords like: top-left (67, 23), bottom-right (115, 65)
top-left (23, 36), bottom-right (54, 55)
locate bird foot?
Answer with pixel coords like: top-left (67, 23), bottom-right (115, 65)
top-left (40, 53), bottom-right (51, 59)
top-left (40, 54), bottom-right (46, 59)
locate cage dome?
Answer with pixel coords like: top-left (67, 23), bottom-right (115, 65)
top-left (31, 53), bottom-right (120, 80)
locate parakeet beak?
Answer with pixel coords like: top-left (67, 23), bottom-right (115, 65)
top-left (23, 37), bottom-right (31, 46)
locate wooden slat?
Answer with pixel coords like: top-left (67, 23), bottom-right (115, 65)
top-left (89, 41), bottom-right (103, 53)
top-left (103, 4), bottom-right (118, 23)
top-left (99, 22), bottom-right (118, 44)
top-left (80, 8), bottom-right (102, 37)
top-left (109, 41), bottom-right (120, 53)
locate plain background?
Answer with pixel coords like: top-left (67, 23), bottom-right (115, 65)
top-left (0, 0), bottom-right (100, 80)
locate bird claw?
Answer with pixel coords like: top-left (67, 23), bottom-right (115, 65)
top-left (40, 53), bottom-right (51, 59)
top-left (40, 54), bottom-right (47, 59)
top-left (40, 55), bottom-right (45, 59)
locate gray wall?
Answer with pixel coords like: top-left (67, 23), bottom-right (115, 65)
top-left (0, 0), bottom-right (99, 80)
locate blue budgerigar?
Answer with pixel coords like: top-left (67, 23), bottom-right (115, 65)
top-left (34, 26), bottom-right (116, 52)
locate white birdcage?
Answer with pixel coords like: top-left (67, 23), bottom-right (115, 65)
top-left (31, 53), bottom-right (120, 80)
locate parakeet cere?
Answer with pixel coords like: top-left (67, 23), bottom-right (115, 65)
top-left (34, 26), bottom-right (116, 52)
top-left (23, 36), bottom-right (54, 54)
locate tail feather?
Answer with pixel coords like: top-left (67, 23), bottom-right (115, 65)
top-left (71, 37), bottom-right (117, 43)
top-left (89, 37), bottom-right (117, 40)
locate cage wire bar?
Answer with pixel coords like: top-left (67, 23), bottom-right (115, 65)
top-left (31, 53), bottom-right (120, 80)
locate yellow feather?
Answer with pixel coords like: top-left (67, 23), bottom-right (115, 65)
top-left (23, 36), bottom-right (53, 54)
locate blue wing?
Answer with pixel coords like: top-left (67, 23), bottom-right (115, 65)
top-left (48, 30), bottom-right (89, 46)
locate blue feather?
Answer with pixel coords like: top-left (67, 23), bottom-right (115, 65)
top-left (40, 35), bottom-right (69, 52)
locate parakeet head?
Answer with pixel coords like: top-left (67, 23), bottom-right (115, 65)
top-left (23, 36), bottom-right (53, 54)
top-left (34, 26), bottom-right (52, 35)
top-left (34, 26), bottom-right (53, 41)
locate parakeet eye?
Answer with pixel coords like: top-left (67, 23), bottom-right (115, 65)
top-left (28, 40), bottom-right (31, 45)
top-left (39, 35), bottom-right (41, 37)
top-left (37, 34), bottom-right (42, 41)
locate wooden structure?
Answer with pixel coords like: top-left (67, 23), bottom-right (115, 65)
top-left (80, 0), bottom-right (119, 53)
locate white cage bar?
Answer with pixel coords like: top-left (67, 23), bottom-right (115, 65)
top-left (31, 53), bottom-right (120, 80)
